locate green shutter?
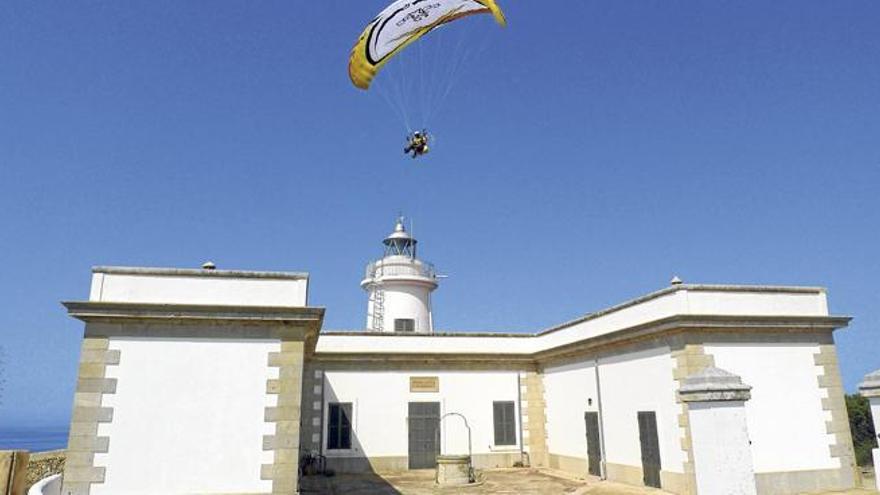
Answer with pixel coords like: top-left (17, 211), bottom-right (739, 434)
top-left (328, 402), bottom-right (353, 450)
top-left (328, 404), bottom-right (340, 449)
top-left (341, 403), bottom-right (353, 449)
top-left (493, 401), bottom-right (516, 445)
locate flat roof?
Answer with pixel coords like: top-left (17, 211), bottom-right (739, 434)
top-left (314, 283), bottom-right (843, 358)
top-left (537, 283), bottom-right (826, 336)
top-left (321, 330), bottom-right (533, 338)
top-left (93, 266), bottom-right (309, 280)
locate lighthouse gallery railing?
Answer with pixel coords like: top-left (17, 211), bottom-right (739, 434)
top-left (365, 259), bottom-right (436, 280)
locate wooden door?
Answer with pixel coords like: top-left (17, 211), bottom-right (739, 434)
top-left (408, 402), bottom-right (440, 469)
top-left (584, 411), bottom-right (602, 477)
top-left (638, 411), bottom-right (662, 488)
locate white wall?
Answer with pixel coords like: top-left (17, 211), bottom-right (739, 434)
top-left (683, 290), bottom-right (827, 317)
top-left (871, 397), bottom-right (880, 490)
top-left (544, 360), bottom-right (597, 459)
top-left (321, 285), bottom-right (831, 356)
top-left (537, 291), bottom-right (686, 352)
top-left (869, 398), bottom-right (880, 489)
top-left (316, 334), bottom-right (535, 355)
top-left (534, 287), bottom-right (828, 354)
top-left (321, 370), bottom-right (520, 459)
top-left (28, 473), bottom-right (61, 495)
top-left (380, 283), bottom-right (432, 334)
top-left (90, 269), bottom-right (308, 307)
top-left (704, 343), bottom-right (834, 473)
top-left (543, 347), bottom-right (684, 474)
top-left (869, 399), bottom-right (880, 440)
top-left (94, 337), bottom-right (278, 495)
top-left (598, 347), bottom-right (684, 473)
top-left (689, 402), bottom-right (757, 495)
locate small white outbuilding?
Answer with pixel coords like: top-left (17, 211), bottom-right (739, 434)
top-left (60, 219), bottom-right (860, 495)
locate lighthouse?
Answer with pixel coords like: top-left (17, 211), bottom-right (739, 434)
top-left (361, 218), bottom-right (439, 333)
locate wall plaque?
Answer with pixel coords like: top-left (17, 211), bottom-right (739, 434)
top-left (410, 376), bottom-right (439, 393)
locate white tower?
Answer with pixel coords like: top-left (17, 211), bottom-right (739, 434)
top-left (361, 218), bottom-right (439, 333)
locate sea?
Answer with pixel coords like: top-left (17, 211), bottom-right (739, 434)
top-left (0, 426), bottom-right (68, 452)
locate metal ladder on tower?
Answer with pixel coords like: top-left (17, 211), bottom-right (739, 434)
top-left (371, 285), bottom-right (385, 332)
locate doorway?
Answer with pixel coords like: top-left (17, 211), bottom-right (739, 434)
top-left (584, 411), bottom-right (602, 476)
top-left (637, 411), bottom-right (662, 488)
top-left (408, 402), bottom-right (440, 469)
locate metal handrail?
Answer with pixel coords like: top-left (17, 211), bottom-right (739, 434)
top-left (365, 259), bottom-right (436, 280)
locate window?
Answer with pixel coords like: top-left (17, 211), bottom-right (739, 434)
top-left (394, 318), bottom-right (415, 333)
top-left (327, 403), bottom-right (352, 450)
top-left (493, 401), bottom-right (516, 446)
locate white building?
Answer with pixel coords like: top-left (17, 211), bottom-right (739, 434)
top-left (60, 219), bottom-right (860, 495)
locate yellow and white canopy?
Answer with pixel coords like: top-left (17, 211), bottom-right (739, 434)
top-left (349, 0), bottom-right (506, 90)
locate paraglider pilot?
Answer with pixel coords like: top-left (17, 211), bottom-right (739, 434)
top-left (404, 130), bottom-right (429, 158)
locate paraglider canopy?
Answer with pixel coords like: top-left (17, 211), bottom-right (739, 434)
top-left (349, 0), bottom-right (506, 90)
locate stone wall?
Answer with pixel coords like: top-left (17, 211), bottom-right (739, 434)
top-left (522, 370), bottom-right (548, 467)
top-left (27, 450), bottom-right (65, 490)
top-left (262, 340), bottom-right (306, 494)
top-left (61, 337), bottom-right (118, 495)
top-left (0, 450), bottom-right (29, 495)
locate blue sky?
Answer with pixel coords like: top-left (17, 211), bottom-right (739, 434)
top-left (1, 1), bottom-right (878, 427)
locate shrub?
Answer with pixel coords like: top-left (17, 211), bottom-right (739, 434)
top-left (846, 394), bottom-right (877, 466)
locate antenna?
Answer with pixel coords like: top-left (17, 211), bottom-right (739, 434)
top-left (410, 216), bottom-right (415, 259)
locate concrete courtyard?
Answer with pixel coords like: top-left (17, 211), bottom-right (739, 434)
top-left (300, 468), bottom-right (880, 495)
top-left (299, 468), bottom-right (669, 495)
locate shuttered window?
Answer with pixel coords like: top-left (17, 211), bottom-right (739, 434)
top-left (395, 318), bottom-right (416, 332)
top-left (493, 401), bottom-right (516, 446)
top-left (327, 403), bottom-right (352, 450)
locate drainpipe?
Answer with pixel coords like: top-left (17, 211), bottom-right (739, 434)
top-left (517, 371), bottom-right (525, 464)
top-left (319, 370), bottom-right (326, 456)
top-left (594, 357), bottom-right (607, 480)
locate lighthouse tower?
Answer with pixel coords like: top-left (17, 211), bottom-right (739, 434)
top-left (361, 218), bottom-right (439, 333)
